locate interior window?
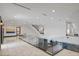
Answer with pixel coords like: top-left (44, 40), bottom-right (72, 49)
top-left (66, 21), bottom-right (78, 36)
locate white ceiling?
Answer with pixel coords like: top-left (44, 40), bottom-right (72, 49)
top-left (14, 3), bottom-right (79, 25)
top-left (18, 3), bottom-right (79, 19)
top-left (1, 3), bottom-right (79, 25)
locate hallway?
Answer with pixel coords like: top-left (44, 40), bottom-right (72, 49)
top-left (0, 37), bottom-right (50, 56)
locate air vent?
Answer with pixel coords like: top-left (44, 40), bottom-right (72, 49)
top-left (12, 3), bottom-right (31, 10)
top-left (42, 13), bottom-right (48, 16)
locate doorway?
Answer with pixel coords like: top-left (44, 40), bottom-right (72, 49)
top-left (16, 27), bottom-right (21, 36)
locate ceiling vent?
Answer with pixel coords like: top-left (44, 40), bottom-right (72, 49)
top-left (42, 13), bottom-right (48, 16)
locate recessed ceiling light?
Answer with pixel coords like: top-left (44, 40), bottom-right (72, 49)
top-left (52, 10), bottom-right (56, 13)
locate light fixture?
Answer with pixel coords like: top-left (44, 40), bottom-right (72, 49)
top-left (0, 23), bottom-right (3, 25)
top-left (52, 10), bottom-right (56, 13)
top-left (0, 16), bottom-right (3, 26)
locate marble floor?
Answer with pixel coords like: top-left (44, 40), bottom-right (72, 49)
top-left (0, 37), bottom-right (50, 56)
top-left (1, 37), bottom-right (79, 56)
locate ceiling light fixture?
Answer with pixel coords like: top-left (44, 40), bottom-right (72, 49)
top-left (52, 10), bottom-right (56, 13)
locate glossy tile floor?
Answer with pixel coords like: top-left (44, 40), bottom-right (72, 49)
top-left (0, 37), bottom-right (50, 56)
top-left (1, 37), bottom-right (79, 56)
